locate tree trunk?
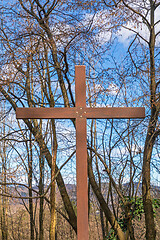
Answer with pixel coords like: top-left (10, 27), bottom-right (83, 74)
top-left (0, 118), bottom-right (8, 240)
top-left (28, 133), bottom-right (34, 240)
top-left (39, 151), bottom-right (44, 240)
top-left (142, 116), bottom-right (157, 240)
top-left (50, 120), bottom-right (58, 240)
top-left (142, 139), bottom-right (156, 240)
top-left (142, 2), bottom-right (157, 239)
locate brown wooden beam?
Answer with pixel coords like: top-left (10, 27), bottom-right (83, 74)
top-left (16, 107), bottom-right (145, 119)
top-left (75, 65), bottom-right (89, 240)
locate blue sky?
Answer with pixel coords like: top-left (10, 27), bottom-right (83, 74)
top-left (0, 0), bottom-right (160, 187)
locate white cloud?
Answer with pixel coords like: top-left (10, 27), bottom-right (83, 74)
top-left (50, 23), bottom-right (74, 48)
top-left (0, 64), bottom-right (17, 83)
top-left (84, 10), bottom-right (112, 44)
top-left (117, 5), bottom-right (160, 46)
top-left (84, 4), bottom-right (160, 46)
top-left (95, 31), bottom-right (111, 44)
top-left (117, 22), bottom-right (148, 44)
top-left (108, 83), bottom-right (119, 95)
top-left (94, 103), bottom-right (107, 108)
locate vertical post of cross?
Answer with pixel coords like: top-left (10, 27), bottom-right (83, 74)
top-left (75, 66), bottom-right (89, 240)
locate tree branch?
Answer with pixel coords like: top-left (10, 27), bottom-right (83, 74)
top-left (122, 0), bottom-right (151, 30)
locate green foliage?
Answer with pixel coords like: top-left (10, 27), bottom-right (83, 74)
top-left (106, 197), bottom-right (160, 239)
top-left (152, 198), bottom-right (160, 216)
top-left (105, 229), bottom-right (117, 240)
top-left (130, 197), bottom-right (144, 220)
top-left (152, 198), bottom-right (160, 210)
top-left (119, 197), bottom-right (160, 230)
top-left (71, 200), bottom-right (77, 214)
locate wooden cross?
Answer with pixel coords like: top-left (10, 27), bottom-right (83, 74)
top-left (16, 65), bottom-right (145, 240)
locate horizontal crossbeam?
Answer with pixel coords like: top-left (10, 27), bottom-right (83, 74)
top-left (16, 107), bottom-right (145, 119)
